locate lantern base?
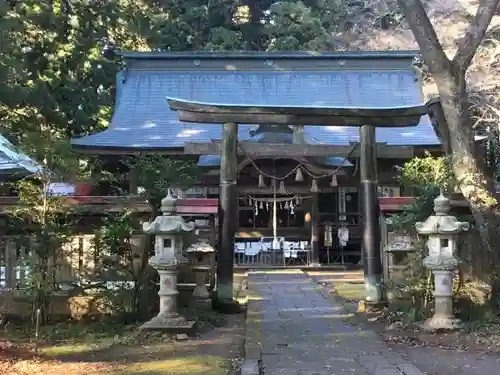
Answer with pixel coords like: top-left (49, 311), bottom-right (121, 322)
top-left (418, 316), bottom-right (462, 332)
top-left (193, 284), bottom-right (211, 299)
top-left (140, 313), bottom-right (196, 332)
top-left (308, 262), bottom-right (322, 268)
top-left (192, 268), bottom-right (211, 299)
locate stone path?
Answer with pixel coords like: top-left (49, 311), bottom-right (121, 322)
top-left (303, 270), bottom-right (500, 375)
top-left (391, 345), bottom-right (500, 375)
top-left (243, 270), bottom-right (425, 375)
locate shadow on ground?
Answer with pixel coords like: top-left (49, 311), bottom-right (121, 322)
top-left (0, 273), bottom-right (248, 375)
top-left (1, 313), bottom-right (245, 375)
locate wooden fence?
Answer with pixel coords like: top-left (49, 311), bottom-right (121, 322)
top-left (0, 234), bottom-right (145, 291)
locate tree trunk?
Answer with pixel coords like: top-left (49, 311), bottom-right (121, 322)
top-left (136, 208), bottom-right (160, 320)
top-left (35, 256), bottom-right (50, 324)
top-left (396, 0), bottom-right (500, 307)
top-left (436, 72), bottom-right (500, 305)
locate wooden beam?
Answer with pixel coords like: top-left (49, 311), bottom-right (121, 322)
top-left (0, 196), bottom-right (152, 214)
top-left (176, 109), bottom-right (424, 127)
top-left (185, 142), bottom-right (414, 158)
top-left (167, 98), bottom-right (426, 121)
top-left (203, 157), bottom-right (350, 176)
top-left (167, 98), bottom-right (427, 127)
top-left (238, 186), bottom-right (333, 194)
top-left (206, 168), bottom-right (348, 177)
top-left (379, 197), bottom-right (416, 212)
top-left (71, 146), bottom-right (184, 155)
top-left (0, 196), bottom-right (219, 215)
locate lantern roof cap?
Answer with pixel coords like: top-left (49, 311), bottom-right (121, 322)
top-left (415, 193), bottom-right (470, 235)
top-left (160, 189), bottom-right (177, 215)
top-left (186, 241), bottom-right (215, 253)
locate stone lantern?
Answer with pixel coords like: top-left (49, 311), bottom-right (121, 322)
top-left (415, 192), bottom-right (470, 331)
top-left (140, 190), bottom-right (196, 330)
top-left (186, 241), bottom-right (215, 299)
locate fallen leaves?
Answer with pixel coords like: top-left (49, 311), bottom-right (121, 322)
top-left (0, 312), bottom-right (244, 375)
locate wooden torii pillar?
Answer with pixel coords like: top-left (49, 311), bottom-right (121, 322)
top-left (167, 98), bottom-right (427, 309)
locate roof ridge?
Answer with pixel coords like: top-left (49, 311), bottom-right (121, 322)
top-left (119, 51), bottom-right (420, 60)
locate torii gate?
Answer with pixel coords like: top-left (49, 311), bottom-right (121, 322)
top-left (167, 98), bottom-right (427, 311)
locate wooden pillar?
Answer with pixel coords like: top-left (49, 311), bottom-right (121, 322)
top-left (128, 164), bottom-right (138, 194)
top-left (360, 125), bottom-right (384, 306)
top-left (380, 215), bottom-right (389, 284)
top-left (310, 192), bottom-right (321, 267)
top-left (0, 218), bottom-right (9, 289)
top-left (206, 215), bottom-right (216, 291)
top-left (214, 122), bottom-right (239, 312)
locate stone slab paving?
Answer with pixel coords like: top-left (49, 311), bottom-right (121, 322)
top-left (245, 270), bottom-right (425, 375)
top-left (390, 346), bottom-right (500, 375)
top-left (304, 270), bottom-right (500, 375)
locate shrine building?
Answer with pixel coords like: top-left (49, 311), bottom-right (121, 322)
top-left (71, 51), bottom-right (441, 269)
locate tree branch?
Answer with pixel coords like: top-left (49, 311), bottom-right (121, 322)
top-left (397, 0), bottom-right (451, 74)
top-left (426, 98), bottom-right (452, 154)
top-left (453, 0), bottom-right (500, 72)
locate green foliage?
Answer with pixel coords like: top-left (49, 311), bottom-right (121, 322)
top-left (91, 210), bottom-right (140, 294)
top-left (391, 153), bottom-right (453, 234)
top-left (129, 155), bottom-right (199, 211)
top-left (0, 0), bottom-right (158, 144)
top-left (96, 210), bottom-right (138, 260)
top-left (7, 132), bottom-right (83, 321)
top-left (389, 185), bottom-right (440, 234)
top-left (10, 133), bottom-right (81, 230)
top-left (0, 0), bottom-right (397, 147)
top-left (91, 210), bottom-right (157, 320)
top-left (397, 152), bottom-right (453, 189)
top-left (266, 0), bottom-right (352, 51)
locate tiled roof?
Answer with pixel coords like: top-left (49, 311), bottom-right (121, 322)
top-left (0, 135), bottom-right (40, 179)
top-left (72, 59), bottom-right (439, 150)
